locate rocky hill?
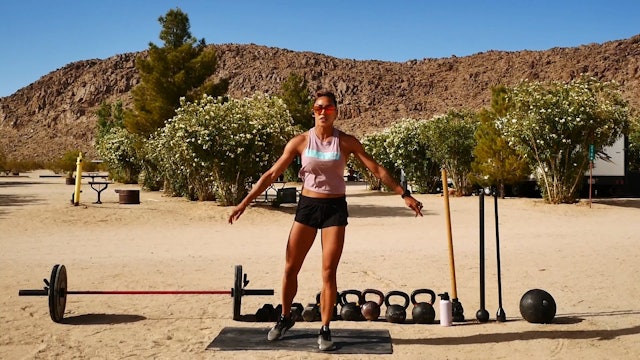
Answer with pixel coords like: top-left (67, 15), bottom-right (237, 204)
top-left (1, 35), bottom-right (639, 162)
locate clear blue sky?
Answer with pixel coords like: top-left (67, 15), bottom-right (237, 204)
top-left (1, 0), bottom-right (639, 97)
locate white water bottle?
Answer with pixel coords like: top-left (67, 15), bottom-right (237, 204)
top-left (439, 292), bottom-right (452, 326)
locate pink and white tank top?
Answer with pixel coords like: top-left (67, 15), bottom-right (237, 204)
top-left (299, 127), bottom-right (346, 194)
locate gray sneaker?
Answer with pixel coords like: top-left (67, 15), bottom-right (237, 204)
top-left (317, 326), bottom-right (335, 351)
top-left (267, 314), bottom-right (295, 341)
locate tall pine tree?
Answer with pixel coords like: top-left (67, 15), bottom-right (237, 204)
top-left (278, 73), bottom-right (314, 131)
top-left (126, 8), bottom-right (228, 137)
top-left (471, 86), bottom-right (530, 197)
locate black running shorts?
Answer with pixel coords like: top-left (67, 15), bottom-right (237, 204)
top-left (294, 195), bottom-right (348, 229)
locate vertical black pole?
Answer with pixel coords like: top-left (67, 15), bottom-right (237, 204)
top-left (476, 191), bottom-right (489, 322)
top-left (494, 190), bottom-right (506, 322)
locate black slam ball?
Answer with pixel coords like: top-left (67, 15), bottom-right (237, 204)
top-left (519, 289), bottom-right (556, 323)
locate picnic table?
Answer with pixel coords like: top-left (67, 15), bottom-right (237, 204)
top-left (82, 172), bottom-right (109, 182)
top-left (267, 181), bottom-right (288, 202)
top-left (88, 181), bottom-right (113, 204)
top-left (250, 181), bottom-right (299, 205)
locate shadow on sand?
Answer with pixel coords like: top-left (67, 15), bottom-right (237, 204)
top-left (592, 198), bottom-right (640, 209)
top-left (60, 313), bottom-right (147, 325)
top-left (393, 309), bottom-right (640, 345)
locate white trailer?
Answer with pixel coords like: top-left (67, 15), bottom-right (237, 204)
top-left (585, 136), bottom-right (628, 196)
top-left (508, 136), bottom-right (630, 197)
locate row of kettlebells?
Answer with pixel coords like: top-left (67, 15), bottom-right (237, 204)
top-left (255, 302), bottom-right (305, 322)
top-left (302, 288), bottom-right (454, 325)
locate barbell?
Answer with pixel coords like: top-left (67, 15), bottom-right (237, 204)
top-left (18, 264), bottom-right (273, 323)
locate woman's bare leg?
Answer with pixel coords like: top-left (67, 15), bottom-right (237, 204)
top-left (319, 226), bottom-right (346, 325)
top-left (280, 221), bottom-right (317, 316)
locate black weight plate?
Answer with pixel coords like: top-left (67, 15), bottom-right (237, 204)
top-left (48, 264), bottom-right (67, 323)
top-left (232, 265), bottom-right (242, 321)
top-left (48, 264), bottom-right (58, 322)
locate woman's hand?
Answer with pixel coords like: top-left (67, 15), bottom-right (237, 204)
top-left (404, 196), bottom-right (424, 217)
top-left (228, 204), bottom-right (247, 224)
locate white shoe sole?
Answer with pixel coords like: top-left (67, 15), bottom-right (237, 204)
top-left (317, 336), bottom-right (334, 351)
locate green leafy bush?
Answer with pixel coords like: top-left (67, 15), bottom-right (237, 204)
top-left (49, 150), bottom-right (82, 177)
top-left (348, 131), bottom-right (397, 190)
top-left (147, 93), bottom-right (297, 204)
top-left (498, 76), bottom-right (628, 203)
top-left (95, 128), bottom-right (142, 183)
top-left (384, 118), bottom-right (440, 193)
top-left (423, 110), bottom-right (479, 195)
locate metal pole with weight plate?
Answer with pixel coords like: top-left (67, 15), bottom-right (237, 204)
top-left (19, 264), bottom-right (273, 323)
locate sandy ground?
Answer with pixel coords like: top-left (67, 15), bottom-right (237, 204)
top-left (1, 170), bottom-right (640, 359)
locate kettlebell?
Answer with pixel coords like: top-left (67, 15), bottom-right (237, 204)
top-left (273, 303), bottom-right (304, 321)
top-left (302, 292), bottom-right (321, 322)
top-left (273, 304), bottom-right (283, 322)
top-left (255, 303), bottom-right (275, 322)
top-left (411, 288), bottom-right (436, 324)
top-left (340, 289), bottom-right (364, 321)
top-left (361, 288), bottom-right (384, 321)
top-left (330, 291), bottom-right (342, 321)
top-left (291, 302), bottom-right (304, 322)
top-left (384, 290), bottom-right (410, 323)
top-left (306, 291), bottom-right (341, 321)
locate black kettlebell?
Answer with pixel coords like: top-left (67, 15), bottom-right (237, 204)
top-left (302, 292), bottom-right (321, 322)
top-left (411, 289), bottom-right (436, 324)
top-left (340, 289), bottom-right (364, 321)
top-left (384, 290), bottom-right (410, 323)
top-left (306, 291), bottom-right (341, 321)
top-left (361, 288), bottom-right (384, 321)
top-left (255, 303), bottom-right (275, 322)
top-left (291, 302), bottom-right (304, 322)
top-left (273, 304), bottom-right (282, 322)
top-left (330, 291), bottom-right (342, 321)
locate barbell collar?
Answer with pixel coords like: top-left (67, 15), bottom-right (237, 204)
top-left (19, 290), bottom-right (48, 296)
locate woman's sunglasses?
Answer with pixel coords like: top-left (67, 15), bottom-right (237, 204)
top-left (313, 104), bottom-right (336, 115)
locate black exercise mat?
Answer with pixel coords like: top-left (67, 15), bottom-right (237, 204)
top-left (207, 327), bottom-right (392, 354)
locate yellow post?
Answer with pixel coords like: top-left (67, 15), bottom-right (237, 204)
top-left (73, 152), bottom-right (83, 206)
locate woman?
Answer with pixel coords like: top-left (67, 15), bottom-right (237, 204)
top-left (228, 90), bottom-right (423, 351)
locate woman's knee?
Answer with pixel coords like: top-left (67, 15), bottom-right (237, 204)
top-left (283, 261), bottom-right (302, 279)
top-left (321, 265), bottom-right (338, 283)
top-left (283, 224), bottom-right (316, 275)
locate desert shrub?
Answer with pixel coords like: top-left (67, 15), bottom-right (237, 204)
top-left (148, 93), bottom-right (297, 204)
top-left (498, 76), bottom-right (628, 203)
top-left (95, 127), bottom-right (143, 184)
